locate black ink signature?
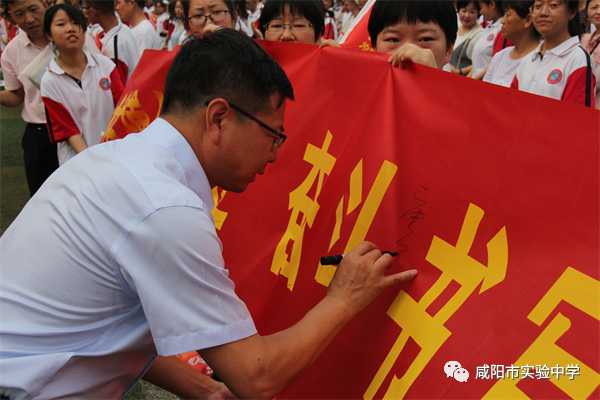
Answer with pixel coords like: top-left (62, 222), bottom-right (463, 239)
top-left (396, 186), bottom-right (428, 252)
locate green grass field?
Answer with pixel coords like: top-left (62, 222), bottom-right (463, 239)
top-left (0, 103), bottom-right (178, 399)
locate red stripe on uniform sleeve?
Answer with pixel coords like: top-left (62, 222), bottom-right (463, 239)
top-left (109, 67), bottom-right (125, 107)
top-left (510, 74), bottom-right (519, 90)
top-left (42, 96), bottom-right (80, 143)
top-left (562, 66), bottom-right (596, 107)
top-left (114, 59), bottom-right (129, 87)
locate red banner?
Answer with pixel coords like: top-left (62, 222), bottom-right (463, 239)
top-left (106, 41), bottom-right (600, 399)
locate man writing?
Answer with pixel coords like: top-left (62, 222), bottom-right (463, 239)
top-left (0, 29), bottom-right (417, 399)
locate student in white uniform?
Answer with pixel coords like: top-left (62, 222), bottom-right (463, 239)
top-left (41, 4), bottom-right (125, 165)
top-left (471, 0), bottom-right (505, 78)
top-left (511, 0), bottom-right (596, 107)
top-left (484, 0), bottom-right (540, 87)
top-left (115, 0), bottom-right (161, 54)
top-left (81, 0), bottom-right (140, 86)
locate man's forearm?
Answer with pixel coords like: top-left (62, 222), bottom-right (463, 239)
top-left (0, 87), bottom-right (25, 107)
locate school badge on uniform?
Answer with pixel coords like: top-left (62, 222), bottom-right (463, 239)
top-left (547, 69), bottom-right (563, 84)
top-left (99, 78), bottom-right (111, 90)
top-left (487, 33), bottom-right (495, 41)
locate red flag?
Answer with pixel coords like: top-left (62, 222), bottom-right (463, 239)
top-left (105, 41), bottom-right (600, 399)
top-left (339, 0), bottom-right (375, 52)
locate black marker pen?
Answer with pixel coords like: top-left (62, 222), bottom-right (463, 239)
top-left (320, 251), bottom-right (399, 265)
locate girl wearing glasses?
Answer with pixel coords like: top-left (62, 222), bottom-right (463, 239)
top-left (258, 0), bottom-right (325, 45)
top-left (511, 0), bottom-right (596, 107)
top-left (182, 0), bottom-right (238, 38)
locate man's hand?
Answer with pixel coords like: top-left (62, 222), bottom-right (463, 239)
top-left (388, 43), bottom-right (437, 69)
top-left (0, 87), bottom-right (25, 108)
top-left (327, 241), bottom-right (417, 316)
top-left (207, 382), bottom-right (237, 399)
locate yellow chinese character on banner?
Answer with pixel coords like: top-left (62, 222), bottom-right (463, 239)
top-left (103, 90), bottom-right (163, 142)
top-left (315, 159), bottom-right (398, 287)
top-left (364, 203), bottom-right (508, 400)
top-left (211, 187), bottom-right (228, 230)
top-left (483, 267), bottom-right (600, 400)
top-left (359, 37), bottom-right (375, 52)
top-left (270, 131), bottom-right (336, 290)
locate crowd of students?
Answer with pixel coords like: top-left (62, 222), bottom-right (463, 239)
top-left (0, 0), bottom-right (598, 198)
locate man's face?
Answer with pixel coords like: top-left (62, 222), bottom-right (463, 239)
top-left (115, 0), bottom-right (134, 21)
top-left (146, 0), bottom-right (154, 8)
top-left (217, 95), bottom-right (286, 193)
top-left (185, 0), bottom-right (236, 37)
top-left (7, 0), bottom-right (47, 39)
top-left (81, 0), bottom-right (98, 24)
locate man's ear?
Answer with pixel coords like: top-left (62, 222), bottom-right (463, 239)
top-left (524, 13), bottom-right (533, 29)
top-left (205, 98), bottom-right (232, 145)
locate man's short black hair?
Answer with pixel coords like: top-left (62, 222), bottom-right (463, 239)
top-left (44, 3), bottom-right (87, 39)
top-left (368, 0), bottom-right (457, 51)
top-left (161, 28), bottom-right (294, 119)
top-left (456, 1), bottom-right (480, 13)
top-left (84, 0), bottom-right (114, 15)
top-left (2, 0), bottom-right (43, 12)
top-left (258, 0), bottom-right (325, 43)
top-left (125, 0), bottom-right (146, 11)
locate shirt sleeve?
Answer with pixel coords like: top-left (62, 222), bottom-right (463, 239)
top-left (41, 74), bottom-right (80, 142)
top-left (562, 65), bottom-right (597, 107)
top-left (109, 65), bottom-right (125, 106)
top-left (115, 206), bottom-right (257, 357)
top-left (0, 46), bottom-right (22, 92)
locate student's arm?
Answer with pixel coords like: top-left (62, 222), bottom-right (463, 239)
top-left (562, 65), bottom-right (597, 107)
top-left (388, 43), bottom-right (437, 69)
top-left (143, 355), bottom-right (236, 399)
top-left (0, 86), bottom-right (25, 107)
top-left (472, 67), bottom-right (488, 80)
top-left (449, 64), bottom-right (473, 76)
top-left (68, 134), bottom-right (87, 153)
top-left (200, 242), bottom-right (418, 399)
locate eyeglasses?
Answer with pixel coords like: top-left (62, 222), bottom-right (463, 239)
top-left (264, 21), bottom-right (314, 33)
top-left (229, 104), bottom-right (287, 149)
top-left (530, 2), bottom-right (565, 15)
top-left (188, 10), bottom-right (231, 26)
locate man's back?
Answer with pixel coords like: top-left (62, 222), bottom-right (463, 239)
top-left (0, 119), bottom-right (255, 398)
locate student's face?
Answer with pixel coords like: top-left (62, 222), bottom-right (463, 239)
top-left (344, 0), bottom-right (358, 12)
top-left (218, 96), bottom-right (286, 193)
top-left (264, 5), bottom-right (319, 45)
top-left (375, 20), bottom-right (452, 69)
top-left (459, 2), bottom-right (479, 29)
top-left (115, 0), bottom-right (134, 22)
top-left (323, 0), bottom-right (333, 9)
top-left (500, 7), bottom-right (528, 40)
top-left (531, 0), bottom-right (575, 38)
top-left (7, 0), bottom-right (47, 39)
top-left (185, 0), bottom-right (236, 36)
top-left (47, 9), bottom-right (85, 50)
top-left (588, 0), bottom-right (600, 29)
top-left (246, 0), bottom-right (257, 13)
top-left (174, 1), bottom-right (184, 18)
top-left (155, 2), bottom-right (164, 14)
top-left (147, 0), bottom-right (154, 7)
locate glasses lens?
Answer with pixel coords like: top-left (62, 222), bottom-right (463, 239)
top-left (190, 15), bottom-right (206, 26)
top-left (266, 22), bottom-right (283, 32)
top-left (210, 10), bottom-right (228, 23)
top-left (291, 22), bottom-right (310, 32)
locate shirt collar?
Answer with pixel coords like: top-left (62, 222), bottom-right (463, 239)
top-left (142, 118), bottom-right (215, 210)
top-left (21, 31), bottom-right (46, 50)
top-left (47, 49), bottom-right (97, 75)
top-left (531, 36), bottom-right (581, 60)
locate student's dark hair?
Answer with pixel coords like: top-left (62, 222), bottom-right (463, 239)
top-left (234, 0), bottom-right (248, 19)
top-left (456, 1), bottom-right (480, 13)
top-left (564, 0), bottom-right (581, 37)
top-left (503, 0), bottom-right (541, 39)
top-left (180, 0), bottom-right (235, 18)
top-left (84, 0), bottom-right (114, 15)
top-left (258, 0), bottom-right (325, 43)
top-left (161, 28), bottom-right (294, 119)
top-left (480, 0), bottom-right (505, 15)
top-left (125, 0), bottom-right (146, 10)
top-left (368, 0), bottom-right (457, 50)
top-left (43, 3), bottom-right (87, 39)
